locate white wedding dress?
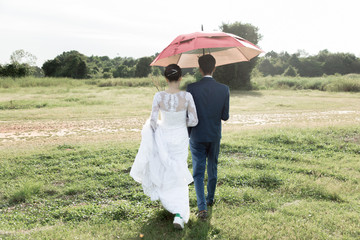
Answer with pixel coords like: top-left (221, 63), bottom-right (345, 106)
top-left (130, 91), bottom-right (198, 223)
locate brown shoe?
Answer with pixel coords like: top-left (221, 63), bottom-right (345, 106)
top-left (197, 210), bottom-right (208, 220)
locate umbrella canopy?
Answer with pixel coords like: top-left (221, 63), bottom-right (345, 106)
top-left (150, 32), bottom-right (264, 68)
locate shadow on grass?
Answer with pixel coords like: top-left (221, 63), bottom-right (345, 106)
top-left (137, 208), bottom-right (214, 240)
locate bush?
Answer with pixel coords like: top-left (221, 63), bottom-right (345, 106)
top-left (251, 74), bottom-right (360, 92)
top-left (102, 72), bottom-right (112, 79)
top-left (275, 78), bottom-right (299, 89)
top-left (325, 78), bottom-right (360, 92)
top-left (97, 78), bottom-right (154, 88)
top-left (0, 63), bottom-right (29, 78)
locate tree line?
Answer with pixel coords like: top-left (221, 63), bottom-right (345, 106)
top-left (255, 50), bottom-right (360, 77)
top-left (1, 22), bottom-right (360, 89)
top-left (41, 51), bottom-right (161, 79)
top-left (0, 50), bottom-right (160, 80)
top-left (39, 51), bottom-right (197, 80)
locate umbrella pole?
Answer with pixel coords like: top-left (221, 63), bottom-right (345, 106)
top-left (201, 24), bottom-right (205, 55)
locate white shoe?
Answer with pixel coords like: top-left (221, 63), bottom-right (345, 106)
top-left (173, 215), bottom-right (184, 230)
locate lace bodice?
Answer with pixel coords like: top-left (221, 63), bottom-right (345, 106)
top-left (150, 91), bottom-right (198, 130)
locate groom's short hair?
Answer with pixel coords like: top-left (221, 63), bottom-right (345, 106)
top-left (198, 54), bottom-right (216, 75)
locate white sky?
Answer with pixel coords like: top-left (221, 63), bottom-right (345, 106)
top-left (1, 0), bottom-right (360, 66)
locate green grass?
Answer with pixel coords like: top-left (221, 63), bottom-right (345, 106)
top-left (0, 77), bottom-right (85, 88)
top-left (0, 75), bottom-right (194, 90)
top-left (2, 73), bottom-right (360, 92)
top-left (252, 74), bottom-right (360, 92)
top-left (1, 127), bottom-right (359, 239)
top-left (0, 79), bottom-right (360, 239)
top-left (0, 86), bottom-right (155, 121)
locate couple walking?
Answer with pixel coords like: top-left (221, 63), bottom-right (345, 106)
top-left (130, 54), bottom-right (230, 229)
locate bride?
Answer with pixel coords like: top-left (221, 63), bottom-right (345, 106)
top-left (130, 64), bottom-right (198, 229)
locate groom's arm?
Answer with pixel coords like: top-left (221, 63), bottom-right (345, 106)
top-left (186, 84), bottom-right (194, 137)
top-left (221, 87), bottom-right (230, 121)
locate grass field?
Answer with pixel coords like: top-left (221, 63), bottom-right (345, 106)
top-left (0, 76), bottom-right (360, 239)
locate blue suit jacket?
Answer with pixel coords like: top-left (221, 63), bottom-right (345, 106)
top-left (187, 76), bottom-right (230, 142)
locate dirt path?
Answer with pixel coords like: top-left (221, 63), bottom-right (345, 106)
top-left (0, 118), bottom-right (143, 143)
top-left (1, 110), bottom-right (360, 145)
top-left (227, 110), bottom-right (360, 127)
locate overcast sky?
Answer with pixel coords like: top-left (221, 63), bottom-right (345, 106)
top-left (1, 0), bottom-right (359, 66)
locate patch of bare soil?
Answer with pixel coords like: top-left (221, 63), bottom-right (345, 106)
top-left (1, 110), bottom-right (359, 147)
top-left (0, 118), bottom-right (146, 143)
top-left (226, 110), bottom-right (360, 127)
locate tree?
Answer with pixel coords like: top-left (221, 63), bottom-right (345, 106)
top-left (1, 64), bottom-right (28, 79)
top-left (289, 54), bottom-right (301, 69)
top-left (214, 22), bottom-right (262, 89)
top-left (257, 59), bottom-right (275, 76)
top-left (255, 49), bottom-right (360, 77)
top-left (123, 57), bottom-right (137, 67)
top-left (135, 57), bottom-right (153, 78)
top-left (151, 67), bottom-right (162, 76)
top-left (42, 59), bottom-right (61, 77)
top-left (265, 51), bottom-right (278, 59)
top-left (113, 65), bottom-right (135, 78)
top-left (30, 66), bottom-right (44, 77)
top-left (10, 49), bottom-right (37, 66)
top-left (75, 60), bottom-right (88, 79)
top-left (322, 53), bottom-right (360, 75)
top-left (283, 66), bottom-right (298, 77)
top-left (297, 58), bottom-right (323, 77)
top-left (220, 22), bottom-right (262, 45)
top-left (278, 52), bottom-right (291, 63)
top-left (296, 49), bottom-right (309, 58)
top-left (42, 51), bottom-right (88, 79)
top-left (0, 49), bottom-right (38, 79)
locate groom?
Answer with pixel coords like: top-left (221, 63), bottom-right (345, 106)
top-left (187, 54), bottom-right (230, 219)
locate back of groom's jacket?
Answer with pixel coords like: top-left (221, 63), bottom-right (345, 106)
top-left (187, 76), bottom-right (230, 142)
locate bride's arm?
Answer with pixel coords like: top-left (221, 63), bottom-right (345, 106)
top-left (186, 93), bottom-right (198, 127)
top-left (150, 93), bottom-right (160, 131)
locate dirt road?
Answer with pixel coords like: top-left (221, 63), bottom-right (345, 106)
top-left (1, 110), bottom-right (359, 146)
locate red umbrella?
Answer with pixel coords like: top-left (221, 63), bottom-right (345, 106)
top-left (150, 32), bottom-right (264, 68)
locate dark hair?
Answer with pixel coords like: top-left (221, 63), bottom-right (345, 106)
top-left (164, 64), bottom-right (182, 82)
top-left (198, 54), bottom-right (216, 74)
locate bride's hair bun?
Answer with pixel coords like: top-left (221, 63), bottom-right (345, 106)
top-left (164, 64), bottom-right (182, 82)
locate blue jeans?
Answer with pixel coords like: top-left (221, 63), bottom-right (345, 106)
top-left (190, 139), bottom-right (220, 211)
